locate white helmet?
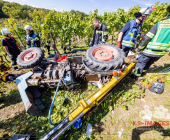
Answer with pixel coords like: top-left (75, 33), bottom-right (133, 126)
top-left (139, 7), bottom-right (154, 16)
top-left (1, 28), bottom-right (11, 35)
top-left (24, 25), bottom-right (34, 30)
top-left (139, 8), bottom-right (147, 13)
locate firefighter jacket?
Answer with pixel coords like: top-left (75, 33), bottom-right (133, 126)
top-left (91, 23), bottom-right (108, 46)
top-left (26, 32), bottom-right (40, 47)
top-left (138, 17), bottom-right (170, 57)
top-left (121, 20), bottom-right (142, 48)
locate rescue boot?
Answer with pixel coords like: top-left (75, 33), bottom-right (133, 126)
top-left (141, 70), bottom-right (147, 76)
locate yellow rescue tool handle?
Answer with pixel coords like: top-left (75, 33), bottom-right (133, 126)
top-left (68, 62), bottom-right (136, 121)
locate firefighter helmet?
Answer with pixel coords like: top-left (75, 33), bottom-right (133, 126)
top-left (0, 28), bottom-right (11, 35)
top-left (24, 25), bottom-right (34, 30)
top-left (139, 7), bottom-right (155, 16)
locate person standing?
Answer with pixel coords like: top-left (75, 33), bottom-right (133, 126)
top-left (117, 12), bottom-right (144, 57)
top-left (24, 25), bottom-right (40, 48)
top-left (131, 6), bottom-right (170, 79)
top-left (117, 8), bottom-right (155, 57)
top-left (1, 28), bottom-right (21, 69)
top-left (89, 18), bottom-right (108, 46)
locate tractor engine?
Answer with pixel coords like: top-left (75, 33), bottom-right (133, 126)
top-left (26, 57), bottom-right (87, 90)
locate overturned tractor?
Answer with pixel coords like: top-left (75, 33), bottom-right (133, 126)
top-left (16, 44), bottom-right (126, 116)
top-left (15, 44), bottom-right (136, 139)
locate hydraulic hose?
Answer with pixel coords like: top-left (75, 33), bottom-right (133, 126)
top-left (48, 78), bottom-right (62, 125)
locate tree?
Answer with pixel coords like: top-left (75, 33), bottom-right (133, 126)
top-left (2, 3), bottom-right (23, 19)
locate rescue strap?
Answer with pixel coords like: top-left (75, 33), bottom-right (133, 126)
top-left (3, 37), bottom-right (14, 48)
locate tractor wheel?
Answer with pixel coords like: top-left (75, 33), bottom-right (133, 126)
top-left (17, 47), bottom-right (44, 69)
top-left (84, 44), bottom-right (125, 71)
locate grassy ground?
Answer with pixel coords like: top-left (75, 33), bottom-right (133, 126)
top-left (0, 44), bottom-right (170, 140)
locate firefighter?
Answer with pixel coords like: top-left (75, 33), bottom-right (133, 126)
top-left (131, 6), bottom-right (170, 79)
top-left (24, 25), bottom-right (40, 48)
top-left (89, 18), bottom-right (108, 46)
top-left (1, 28), bottom-right (21, 70)
top-left (117, 12), bottom-right (144, 57)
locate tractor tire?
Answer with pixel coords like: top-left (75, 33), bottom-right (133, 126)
top-left (84, 44), bottom-right (125, 71)
top-left (17, 47), bottom-right (44, 69)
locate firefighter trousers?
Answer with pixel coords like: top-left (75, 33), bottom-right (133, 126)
top-left (134, 53), bottom-right (161, 76)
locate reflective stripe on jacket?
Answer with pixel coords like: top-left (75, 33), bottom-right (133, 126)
top-left (92, 23), bottom-right (108, 45)
top-left (144, 19), bottom-right (170, 56)
top-left (26, 33), bottom-right (40, 47)
top-left (122, 20), bottom-right (142, 48)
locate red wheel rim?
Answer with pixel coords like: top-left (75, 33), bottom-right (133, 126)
top-left (91, 46), bottom-right (118, 61)
top-left (21, 50), bottom-right (37, 62)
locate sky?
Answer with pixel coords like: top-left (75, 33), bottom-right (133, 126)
top-left (3, 0), bottom-right (170, 15)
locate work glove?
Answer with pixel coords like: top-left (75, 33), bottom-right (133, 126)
top-left (26, 40), bottom-right (31, 45)
top-left (117, 41), bottom-right (121, 47)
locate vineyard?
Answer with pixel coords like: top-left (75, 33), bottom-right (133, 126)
top-left (1, 0), bottom-right (170, 140)
top-left (0, 1), bottom-right (169, 51)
